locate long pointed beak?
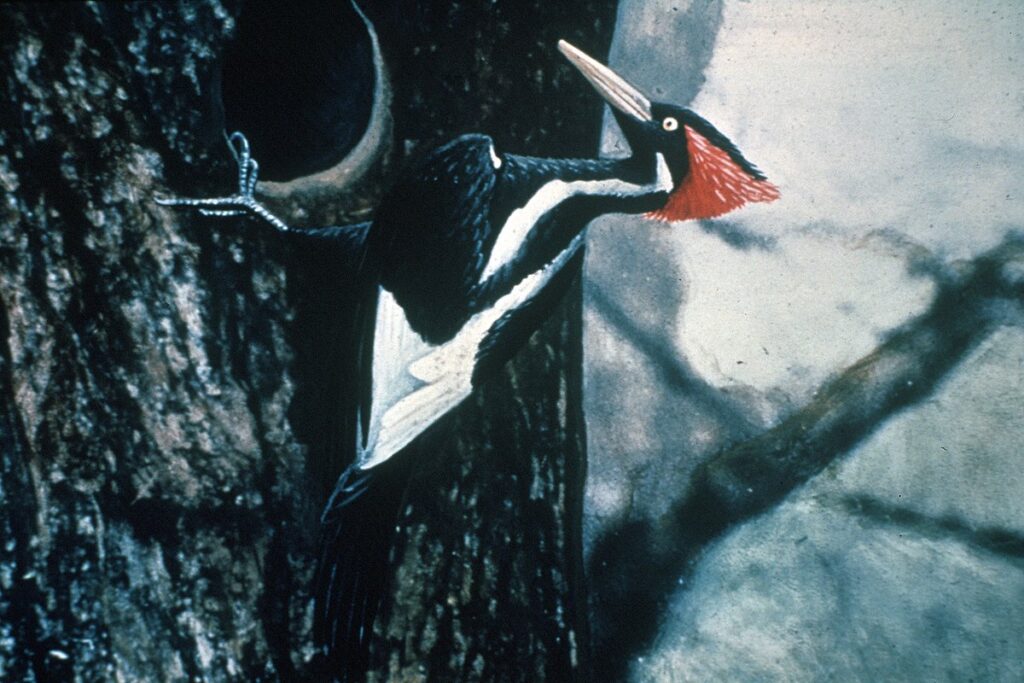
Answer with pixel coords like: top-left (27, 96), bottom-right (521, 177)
top-left (558, 40), bottom-right (652, 122)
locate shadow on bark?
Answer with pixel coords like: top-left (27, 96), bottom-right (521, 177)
top-left (0, 1), bottom-right (617, 680)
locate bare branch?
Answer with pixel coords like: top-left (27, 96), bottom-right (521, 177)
top-left (586, 282), bottom-right (760, 435)
top-left (589, 235), bottom-right (1024, 678)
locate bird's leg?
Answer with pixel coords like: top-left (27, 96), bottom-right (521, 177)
top-left (155, 131), bottom-right (292, 233)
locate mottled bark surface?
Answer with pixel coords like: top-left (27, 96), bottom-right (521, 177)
top-left (0, 1), bottom-right (617, 681)
top-left (356, 5), bottom-right (619, 681)
top-left (0, 3), bottom-right (313, 680)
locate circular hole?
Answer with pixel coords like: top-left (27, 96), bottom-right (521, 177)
top-left (221, 2), bottom-right (377, 182)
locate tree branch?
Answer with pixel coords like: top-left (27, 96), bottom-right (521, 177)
top-left (589, 234), bottom-right (1024, 678)
top-left (586, 282), bottom-right (760, 435)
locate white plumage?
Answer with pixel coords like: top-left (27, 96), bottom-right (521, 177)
top-left (359, 152), bottom-right (674, 469)
top-left (358, 232), bottom-right (585, 469)
top-left (480, 153), bottom-right (674, 281)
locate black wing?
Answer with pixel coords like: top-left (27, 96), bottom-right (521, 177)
top-left (286, 219), bottom-right (377, 487)
top-left (288, 222), bottom-right (374, 267)
top-left (372, 134), bottom-right (501, 344)
top-left (310, 138), bottom-right (500, 679)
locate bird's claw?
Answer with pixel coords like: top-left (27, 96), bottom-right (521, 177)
top-left (153, 193), bottom-right (253, 214)
top-left (226, 131), bottom-right (260, 199)
top-left (199, 208), bottom-right (248, 218)
top-left (154, 132), bottom-right (290, 232)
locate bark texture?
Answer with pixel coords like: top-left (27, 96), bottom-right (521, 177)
top-left (343, 5), bottom-right (620, 681)
top-left (0, 3), bottom-right (313, 681)
top-left (0, 1), bottom-right (616, 681)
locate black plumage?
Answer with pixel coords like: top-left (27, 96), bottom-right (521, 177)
top-left (156, 39), bottom-right (779, 683)
top-left (312, 137), bottom-right (673, 678)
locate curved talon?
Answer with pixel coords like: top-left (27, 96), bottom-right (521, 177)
top-left (227, 131), bottom-right (250, 165)
top-left (244, 158), bottom-right (259, 197)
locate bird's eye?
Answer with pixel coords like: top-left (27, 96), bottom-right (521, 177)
top-left (662, 117), bottom-right (679, 132)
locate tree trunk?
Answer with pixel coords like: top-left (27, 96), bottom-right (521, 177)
top-left (0, 2), bottom-right (616, 680)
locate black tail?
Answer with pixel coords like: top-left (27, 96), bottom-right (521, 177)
top-left (312, 454), bottom-right (412, 682)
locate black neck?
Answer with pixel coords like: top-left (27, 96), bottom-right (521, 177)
top-left (478, 151), bottom-right (669, 288)
top-left (373, 134), bottom-right (672, 343)
top-left (502, 152), bottom-right (667, 197)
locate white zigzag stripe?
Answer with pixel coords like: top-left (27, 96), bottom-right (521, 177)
top-left (358, 152), bottom-right (673, 469)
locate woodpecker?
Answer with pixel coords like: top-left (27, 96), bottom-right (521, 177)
top-left (158, 40), bottom-right (778, 680)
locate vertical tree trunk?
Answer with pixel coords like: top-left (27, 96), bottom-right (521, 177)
top-left (368, 282), bottom-right (591, 682)
top-left (348, 5), bottom-right (619, 681)
top-left (0, 3), bottom-right (316, 680)
top-left (0, 2), bottom-right (617, 680)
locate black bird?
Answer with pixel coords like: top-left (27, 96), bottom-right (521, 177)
top-left (158, 40), bottom-right (778, 680)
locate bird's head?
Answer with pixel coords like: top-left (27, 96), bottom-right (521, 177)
top-left (558, 40), bottom-right (779, 221)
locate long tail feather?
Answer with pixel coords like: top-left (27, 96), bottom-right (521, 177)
top-left (312, 453), bottom-right (412, 682)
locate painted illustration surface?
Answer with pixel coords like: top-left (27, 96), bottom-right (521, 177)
top-left (0, 1), bottom-right (1021, 681)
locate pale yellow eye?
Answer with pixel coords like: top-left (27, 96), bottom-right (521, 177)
top-left (662, 117), bottom-right (679, 132)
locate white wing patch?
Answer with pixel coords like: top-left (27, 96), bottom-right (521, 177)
top-left (359, 153), bottom-right (672, 468)
top-left (358, 233), bottom-right (586, 470)
top-left (358, 289), bottom-right (436, 469)
top-left (480, 153), bottom-right (673, 282)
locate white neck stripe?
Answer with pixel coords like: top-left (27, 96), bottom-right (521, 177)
top-left (481, 153), bottom-right (672, 282)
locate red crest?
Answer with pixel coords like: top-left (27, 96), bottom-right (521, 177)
top-left (648, 125), bottom-right (780, 222)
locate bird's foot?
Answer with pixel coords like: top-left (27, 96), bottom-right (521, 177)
top-left (155, 132), bottom-right (291, 232)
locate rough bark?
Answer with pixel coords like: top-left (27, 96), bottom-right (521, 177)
top-left (355, 5), bottom-right (618, 681)
top-left (0, 1), bottom-right (617, 681)
top-left (0, 3), bottom-right (314, 680)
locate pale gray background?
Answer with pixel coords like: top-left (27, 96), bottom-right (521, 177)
top-left (584, 1), bottom-right (1024, 680)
